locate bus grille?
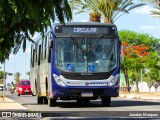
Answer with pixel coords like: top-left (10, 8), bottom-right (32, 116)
top-left (69, 88), bottom-right (105, 96)
top-left (62, 69), bottom-right (115, 80)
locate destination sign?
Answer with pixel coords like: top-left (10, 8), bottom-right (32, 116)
top-left (54, 25), bottom-right (116, 36)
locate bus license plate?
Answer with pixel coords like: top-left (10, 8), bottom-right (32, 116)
top-left (81, 92), bottom-right (93, 97)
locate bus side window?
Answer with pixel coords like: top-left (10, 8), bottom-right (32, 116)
top-left (44, 36), bottom-right (48, 59)
top-left (35, 46), bottom-right (38, 63)
top-left (41, 39), bottom-right (43, 61)
top-left (32, 49), bottom-right (35, 67)
top-left (30, 45), bottom-right (33, 67)
top-left (43, 37), bottom-right (46, 60)
top-left (38, 45), bottom-right (41, 65)
top-left (48, 48), bottom-right (51, 63)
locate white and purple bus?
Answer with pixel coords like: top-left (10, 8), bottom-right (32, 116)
top-left (30, 22), bottom-right (121, 107)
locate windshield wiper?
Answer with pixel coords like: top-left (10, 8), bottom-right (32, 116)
top-left (69, 36), bottom-right (84, 52)
top-left (87, 35), bottom-right (103, 52)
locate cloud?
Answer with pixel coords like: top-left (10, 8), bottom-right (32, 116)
top-left (133, 6), bottom-right (153, 15)
top-left (31, 33), bottom-right (40, 40)
top-left (25, 47), bottom-right (31, 54)
top-left (141, 25), bottom-right (160, 30)
top-left (81, 20), bottom-right (88, 22)
top-left (9, 54), bottom-right (15, 59)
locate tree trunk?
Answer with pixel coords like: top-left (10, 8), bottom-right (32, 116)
top-left (157, 0), bottom-right (160, 6)
top-left (89, 12), bottom-right (101, 22)
top-left (104, 18), bottom-right (113, 24)
top-left (135, 70), bottom-right (140, 92)
top-left (135, 79), bottom-right (139, 92)
top-left (122, 69), bottom-right (130, 92)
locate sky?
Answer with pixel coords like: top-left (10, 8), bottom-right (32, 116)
top-left (0, 4), bottom-right (160, 85)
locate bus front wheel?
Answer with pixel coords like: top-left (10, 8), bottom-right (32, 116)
top-left (48, 98), bottom-right (57, 107)
top-left (101, 97), bottom-right (111, 106)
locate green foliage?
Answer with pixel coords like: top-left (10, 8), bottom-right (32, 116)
top-left (98, 0), bottom-right (145, 22)
top-left (14, 72), bottom-right (21, 85)
top-left (70, 0), bottom-right (145, 23)
top-left (119, 30), bottom-right (160, 91)
top-left (0, 0), bottom-right (72, 63)
top-left (27, 71), bottom-right (30, 79)
top-left (119, 30), bottom-right (160, 50)
top-left (0, 71), bottom-right (7, 84)
top-left (144, 52), bottom-right (160, 82)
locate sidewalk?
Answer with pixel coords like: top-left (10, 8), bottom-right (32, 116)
top-left (119, 92), bottom-right (160, 100)
top-left (0, 96), bottom-right (28, 112)
top-left (0, 92), bottom-right (159, 112)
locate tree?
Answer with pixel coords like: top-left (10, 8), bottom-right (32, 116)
top-left (27, 71), bottom-right (30, 80)
top-left (70, 0), bottom-right (144, 23)
top-left (141, 0), bottom-right (160, 17)
top-left (141, 0), bottom-right (160, 6)
top-left (144, 51), bottom-right (160, 91)
top-left (98, 0), bottom-right (145, 23)
top-left (119, 30), bottom-right (159, 92)
top-left (14, 72), bottom-right (21, 85)
top-left (70, 0), bottom-right (101, 22)
top-left (121, 42), bottom-right (149, 92)
top-left (0, 71), bottom-right (7, 84)
top-left (0, 0), bottom-right (72, 63)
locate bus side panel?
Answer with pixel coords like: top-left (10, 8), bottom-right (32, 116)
top-left (39, 61), bottom-right (49, 96)
top-left (47, 62), bottom-right (52, 98)
top-left (30, 65), bottom-right (39, 96)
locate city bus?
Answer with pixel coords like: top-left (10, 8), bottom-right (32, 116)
top-left (30, 22), bottom-right (121, 107)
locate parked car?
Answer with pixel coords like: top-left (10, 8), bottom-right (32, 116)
top-left (17, 80), bottom-right (32, 96)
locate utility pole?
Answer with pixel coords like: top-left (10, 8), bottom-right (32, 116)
top-left (14, 55), bottom-right (15, 83)
top-left (3, 61), bottom-right (5, 101)
top-left (25, 50), bottom-right (26, 79)
top-left (141, 69), bottom-right (143, 92)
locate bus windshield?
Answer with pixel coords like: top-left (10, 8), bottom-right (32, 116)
top-left (55, 37), bottom-right (117, 73)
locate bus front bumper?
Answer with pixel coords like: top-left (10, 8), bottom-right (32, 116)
top-left (52, 86), bottom-right (119, 99)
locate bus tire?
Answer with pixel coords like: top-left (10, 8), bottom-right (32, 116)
top-left (48, 98), bottom-right (56, 107)
top-left (101, 97), bottom-right (111, 107)
top-left (44, 97), bottom-right (48, 104)
top-left (37, 96), bottom-right (43, 104)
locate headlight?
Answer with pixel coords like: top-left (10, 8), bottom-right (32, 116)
top-left (18, 88), bottom-right (22, 91)
top-left (108, 74), bottom-right (119, 86)
top-left (53, 74), bottom-right (66, 86)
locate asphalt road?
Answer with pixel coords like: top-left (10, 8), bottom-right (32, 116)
top-left (5, 91), bottom-right (160, 119)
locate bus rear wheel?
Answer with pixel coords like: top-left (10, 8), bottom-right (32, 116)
top-left (48, 98), bottom-right (57, 107)
top-left (44, 97), bottom-right (48, 104)
top-left (37, 95), bottom-right (43, 104)
top-left (101, 97), bottom-right (111, 106)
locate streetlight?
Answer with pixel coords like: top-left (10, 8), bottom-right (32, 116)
top-left (25, 50), bottom-right (26, 79)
